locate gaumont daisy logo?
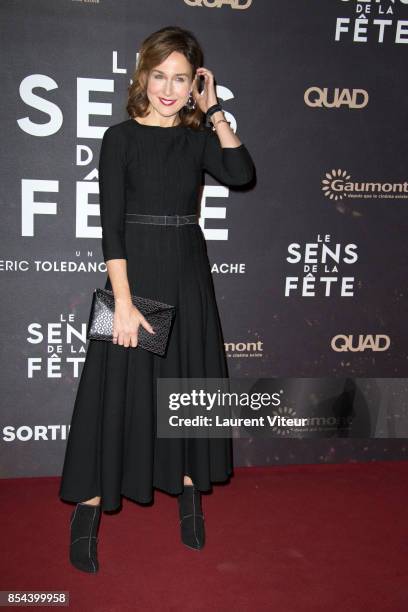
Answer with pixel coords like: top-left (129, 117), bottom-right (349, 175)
top-left (321, 168), bottom-right (408, 202)
top-left (322, 169), bottom-right (351, 201)
top-left (270, 405), bottom-right (298, 437)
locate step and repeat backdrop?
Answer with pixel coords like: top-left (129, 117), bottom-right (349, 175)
top-left (1, 0), bottom-right (408, 479)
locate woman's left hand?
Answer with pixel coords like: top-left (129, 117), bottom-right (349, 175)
top-left (191, 67), bottom-right (219, 114)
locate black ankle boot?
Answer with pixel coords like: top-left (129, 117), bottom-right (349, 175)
top-left (178, 484), bottom-right (205, 550)
top-left (69, 502), bottom-right (101, 573)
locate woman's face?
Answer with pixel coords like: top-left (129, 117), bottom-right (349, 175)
top-left (145, 51), bottom-right (193, 118)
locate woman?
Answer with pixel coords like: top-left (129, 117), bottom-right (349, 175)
top-left (59, 25), bottom-right (254, 573)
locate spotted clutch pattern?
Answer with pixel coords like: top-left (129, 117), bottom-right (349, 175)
top-left (87, 288), bottom-right (176, 356)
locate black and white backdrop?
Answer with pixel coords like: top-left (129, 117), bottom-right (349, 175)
top-left (1, 0), bottom-right (408, 478)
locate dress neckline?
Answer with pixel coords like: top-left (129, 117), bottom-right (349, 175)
top-left (129, 118), bottom-right (183, 130)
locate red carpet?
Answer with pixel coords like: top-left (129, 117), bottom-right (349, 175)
top-left (1, 462), bottom-right (407, 611)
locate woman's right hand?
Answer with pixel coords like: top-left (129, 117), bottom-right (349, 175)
top-left (112, 301), bottom-right (155, 348)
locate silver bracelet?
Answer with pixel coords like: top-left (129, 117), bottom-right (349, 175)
top-left (211, 118), bottom-right (231, 131)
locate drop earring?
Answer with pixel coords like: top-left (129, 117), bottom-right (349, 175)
top-left (184, 90), bottom-right (196, 111)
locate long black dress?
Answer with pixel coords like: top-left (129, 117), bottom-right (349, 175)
top-left (59, 117), bottom-right (254, 512)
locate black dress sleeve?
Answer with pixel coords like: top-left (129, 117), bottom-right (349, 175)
top-left (201, 126), bottom-right (255, 186)
top-left (98, 126), bottom-right (127, 262)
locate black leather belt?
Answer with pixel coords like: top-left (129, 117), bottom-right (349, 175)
top-left (125, 213), bottom-right (198, 226)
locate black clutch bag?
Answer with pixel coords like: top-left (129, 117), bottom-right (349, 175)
top-left (87, 288), bottom-right (176, 356)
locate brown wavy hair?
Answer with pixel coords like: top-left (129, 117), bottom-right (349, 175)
top-left (126, 26), bottom-right (206, 131)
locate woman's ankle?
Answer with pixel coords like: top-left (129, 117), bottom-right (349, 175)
top-left (79, 496), bottom-right (101, 506)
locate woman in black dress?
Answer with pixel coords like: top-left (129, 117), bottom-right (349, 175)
top-left (59, 25), bottom-right (254, 572)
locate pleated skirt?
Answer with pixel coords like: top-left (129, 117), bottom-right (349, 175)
top-left (59, 222), bottom-right (233, 511)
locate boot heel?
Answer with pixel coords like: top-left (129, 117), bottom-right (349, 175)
top-left (178, 484), bottom-right (205, 550)
top-left (69, 502), bottom-right (101, 573)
